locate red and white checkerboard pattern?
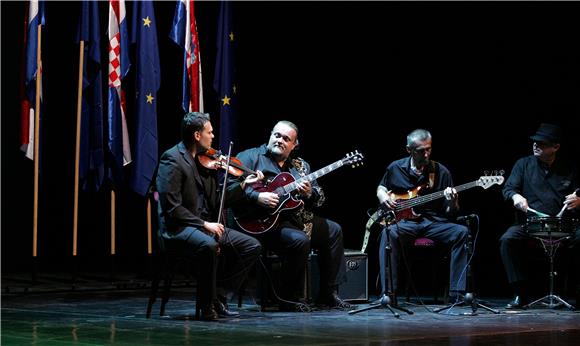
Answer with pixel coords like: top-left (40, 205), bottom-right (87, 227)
top-left (109, 33), bottom-right (121, 88)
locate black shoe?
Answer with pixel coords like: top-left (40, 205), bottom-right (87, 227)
top-left (200, 306), bottom-right (219, 321)
top-left (317, 292), bottom-right (357, 310)
top-left (506, 295), bottom-right (528, 309)
top-left (214, 300), bottom-right (240, 318)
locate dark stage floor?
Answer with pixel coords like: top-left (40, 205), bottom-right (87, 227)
top-left (2, 273), bottom-right (580, 345)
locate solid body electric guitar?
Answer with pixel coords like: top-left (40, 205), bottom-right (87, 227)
top-left (359, 174), bottom-right (504, 253)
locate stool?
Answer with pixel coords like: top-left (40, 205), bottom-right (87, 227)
top-left (403, 237), bottom-right (449, 303)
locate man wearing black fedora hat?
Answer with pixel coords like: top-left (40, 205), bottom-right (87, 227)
top-left (500, 123), bottom-right (580, 309)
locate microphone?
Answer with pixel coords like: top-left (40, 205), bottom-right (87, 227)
top-left (456, 214), bottom-right (477, 222)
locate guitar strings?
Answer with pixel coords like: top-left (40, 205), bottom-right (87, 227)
top-left (394, 181), bottom-right (480, 210)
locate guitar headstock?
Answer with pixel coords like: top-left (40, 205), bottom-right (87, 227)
top-left (476, 171), bottom-right (505, 189)
top-left (343, 150), bottom-right (364, 168)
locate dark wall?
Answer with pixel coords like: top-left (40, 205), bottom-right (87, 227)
top-left (2, 2), bottom-right (579, 297)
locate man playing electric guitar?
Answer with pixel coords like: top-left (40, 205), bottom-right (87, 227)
top-left (377, 129), bottom-right (469, 303)
top-left (229, 120), bottom-right (353, 311)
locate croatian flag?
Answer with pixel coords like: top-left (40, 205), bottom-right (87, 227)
top-left (108, 0), bottom-right (131, 184)
top-left (170, 0), bottom-right (204, 113)
top-left (20, 0), bottom-right (45, 160)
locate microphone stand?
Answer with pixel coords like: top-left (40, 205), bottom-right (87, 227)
top-left (434, 215), bottom-right (499, 315)
top-left (349, 215), bottom-right (413, 318)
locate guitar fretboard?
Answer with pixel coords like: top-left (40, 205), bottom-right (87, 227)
top-left (279, 160), bottom-right (345, 194)
top-left (395, 180), bottom-right (479, 210)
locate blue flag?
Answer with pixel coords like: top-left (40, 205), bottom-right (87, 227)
top-left (213, 1), bottom-right (236, 153)
top-left (77, 0), bottom-right (104, 191)
top-left (129, 0), bottom-right (160, 196)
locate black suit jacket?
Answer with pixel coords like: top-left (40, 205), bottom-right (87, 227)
top-left (156, 142), bottom-right (246, 237)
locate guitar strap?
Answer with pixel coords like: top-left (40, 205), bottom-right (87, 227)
top-left (428, 160), bottom-right (437, 189)
top-left (291, 157), bottom-right (315, 239)
top-left (360, 160), bottom-right (438, 253)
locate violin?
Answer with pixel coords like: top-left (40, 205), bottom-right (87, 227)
top-left (197, 147), bottom-right (257, 177)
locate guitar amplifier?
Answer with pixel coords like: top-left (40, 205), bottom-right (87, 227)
top-left (306, 250), bottom-right (368, 303)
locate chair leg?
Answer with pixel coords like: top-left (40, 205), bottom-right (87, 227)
top-left (195, 290), bottom-right (201, 320)
top-left (237, 282), bottom-right (245, 308)
top-left (146, 277), bottom-right (161, 318)
top-left (159, 266), bottom-right (174, 316)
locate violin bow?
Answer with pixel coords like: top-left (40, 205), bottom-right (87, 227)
top-left (217, 142), bottom-right (234, 227)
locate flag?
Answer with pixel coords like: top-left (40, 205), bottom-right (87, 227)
top-left (108, 0), bottom-right (131, 185)
top-left (170, 0), bottom-right (204, 113)
top-left (129, 0), bottom-right (160, 196)
top-left (20, 0), bottom-right (45, 160)
top-left (214, 1), bottom-right (236, 153)
top-left (77, 0), bottom-right (105, 191)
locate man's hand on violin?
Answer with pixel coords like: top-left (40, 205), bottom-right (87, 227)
top-left (203, 221), bottom-right (224, 239)
top-left (258, 192), bottom-right (279, 209)
top-left (241, 170), bottom-right (264, 189)
top-left (296, 181), bottom-right (313, 199)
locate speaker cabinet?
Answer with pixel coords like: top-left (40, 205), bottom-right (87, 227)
top-left (306, 250), bottom-right (368, 303)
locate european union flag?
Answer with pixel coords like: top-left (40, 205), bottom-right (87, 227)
top-left (129, 0), bottom-right (160, 196)
top-left (213, 1), bottom-right (236, 152)
top-left (76, 0), bottom-right (104, 191)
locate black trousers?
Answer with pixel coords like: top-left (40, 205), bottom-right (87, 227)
top-left (379, 217), bottom-right (469, 296)
top-left (499, 225), bottom-right (580, 287)
top-left (160, 227), bottom-right (261, 308)
top-left (258, 215), bottom-right (347, 301)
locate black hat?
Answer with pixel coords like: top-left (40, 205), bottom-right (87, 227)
top-left (530, 123), bottom-right (562, 144)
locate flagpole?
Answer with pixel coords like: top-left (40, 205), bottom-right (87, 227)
top-left (146, 197), bottom-right (152, 255)
top-left (32, 22), bottom-right (42, 258)
top-left (73, 41), bottom-right (85, 257)
top-left (111, 190), bottom-right (116, 256)
top-left (110, 188), bottom-right (116, 281)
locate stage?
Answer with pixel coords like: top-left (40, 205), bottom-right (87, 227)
top-left (2, 273), bottom-right (579, 345)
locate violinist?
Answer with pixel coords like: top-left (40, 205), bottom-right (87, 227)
top-left (156, 112), bottom-right (262, 321)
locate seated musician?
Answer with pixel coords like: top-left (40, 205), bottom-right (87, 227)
top-left (228, 120), bottom-right (353, 311)
top-left (500, 123), bottom-right (580, 309)
top-left (156, 112), bottom-right (262, 320)
top-left (376, 129), bottom-right (469, 303)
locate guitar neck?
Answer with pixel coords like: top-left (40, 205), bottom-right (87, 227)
top-left (284, 160), bottom-right (344, 193)
top-left (396, 180), bottom-right (479, 211)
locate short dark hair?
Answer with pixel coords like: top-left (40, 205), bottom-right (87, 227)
top-left (181, 112), bottom-right (210, 146)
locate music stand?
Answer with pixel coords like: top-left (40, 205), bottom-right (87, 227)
top-left (524, 229), bottom-right (575, 310)
top-left (349, 220), bottom-right (413, 318)
top-left (434, 215), bottom-right (499, 315)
